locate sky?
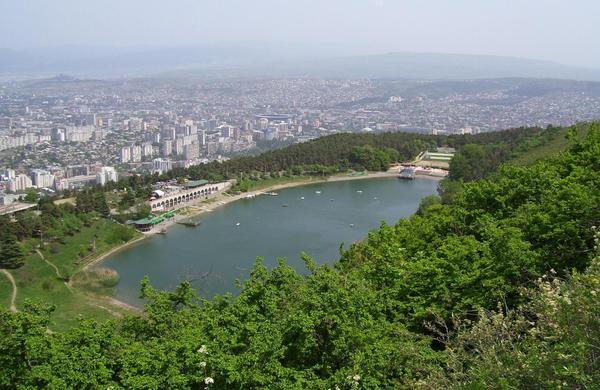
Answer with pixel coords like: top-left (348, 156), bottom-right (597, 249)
top-left (1, 0), bottom-right (599, 68)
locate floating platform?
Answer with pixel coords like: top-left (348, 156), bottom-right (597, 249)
top-left (177, 219), bottom-right (201, 227)
top-left (398, 167), bottom-right (416, 180)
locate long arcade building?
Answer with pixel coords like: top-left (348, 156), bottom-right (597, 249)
top-left (149, 181), bottom-right (231, 211)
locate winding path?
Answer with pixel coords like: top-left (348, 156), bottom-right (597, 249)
top-left (1, 269), bottom-right (17, 312)
top-left (36, 249), bottom-right (73, 292)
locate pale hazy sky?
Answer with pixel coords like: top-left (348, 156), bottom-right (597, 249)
top-left (1, 0), bottom-right (599, 67)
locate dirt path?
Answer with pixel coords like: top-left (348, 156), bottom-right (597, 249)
top-left (36, 250), bottom-right (73, 293)
top-left (1, 269), bottom-right (17, 312)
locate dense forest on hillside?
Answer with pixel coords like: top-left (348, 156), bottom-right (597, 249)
top-left (1, 123), bottom-right (598, 388)
top-left (97, 125), bottom-right (559, 197)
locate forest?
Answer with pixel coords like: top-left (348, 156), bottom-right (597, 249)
top-left (1, 123), bottom-right (598, 388)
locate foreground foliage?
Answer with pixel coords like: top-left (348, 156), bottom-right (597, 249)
top-left (1, 124), bottom-right (599, 388)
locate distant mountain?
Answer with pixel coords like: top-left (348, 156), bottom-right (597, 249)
top-left (1, 45), bottom-right (600, 81)
top-left (268, 52), bottom-right (600, 81)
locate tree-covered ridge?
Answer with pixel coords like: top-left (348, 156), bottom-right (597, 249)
top-left (96, 125), bottom-right (550, 194)
top-left (1, 124), bottom-right (599, 388)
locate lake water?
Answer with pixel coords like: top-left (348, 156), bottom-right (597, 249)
top-left (101, 178), bottom-right (438, 305)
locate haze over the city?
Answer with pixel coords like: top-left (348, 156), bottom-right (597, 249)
top-left (1, 0), bottom-right (599, 68)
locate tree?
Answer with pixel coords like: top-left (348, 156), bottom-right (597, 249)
top-left (23, 189), bottom-right (38, 203)
top-left (118, 190), bottom-right (135, 209)
top-left (93, 192), bottom-right (110, 217)
top-left (76, 190), bottom-right (93, 213)
top-left (0, 233), bottom-right (25, 268)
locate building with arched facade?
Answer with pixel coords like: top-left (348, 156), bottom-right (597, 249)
top-left (148, 181), bottom-right (231, 212)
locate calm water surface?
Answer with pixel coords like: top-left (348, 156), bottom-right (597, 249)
top-left (101, 178), bottom-right (438, 305)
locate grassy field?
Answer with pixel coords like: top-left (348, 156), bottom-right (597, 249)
top-left (507, 126), bottom-right (592, 166)
top-left (2, 219), bottom-right (141, 331)
top-left (231, 175), bottom-right (325, 193)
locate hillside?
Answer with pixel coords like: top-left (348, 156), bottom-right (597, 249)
top-left (3, 46), bottom-right (600, 81)
top-left (1, 123), bottom-right (599, 388)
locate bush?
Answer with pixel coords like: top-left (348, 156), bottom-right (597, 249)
top-left (104, 225), bottom-right (135, 245)
top-left (49, 243), bottom-right (60, 254)
top-left (41, 279), bottom-right (54, 291)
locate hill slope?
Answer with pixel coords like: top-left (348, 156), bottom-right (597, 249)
top-left (1, 123), bottom-right (599, 388)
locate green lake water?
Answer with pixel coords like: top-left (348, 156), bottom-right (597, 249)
top-left (101, 178), bottom-right (438, 305)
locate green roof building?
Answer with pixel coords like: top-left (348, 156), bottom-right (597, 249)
top-left (184, 180), bottom-right (209, 189)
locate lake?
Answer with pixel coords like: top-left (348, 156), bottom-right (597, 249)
top-left (101, 177), bottom-right (439, 305)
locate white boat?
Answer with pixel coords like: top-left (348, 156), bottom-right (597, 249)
top-left (266, 192), bottom-right (279, 196)
top-left (356, 190), bottom-right (363, 193)
top-left (235, 222), bottom-right (240, 226)
top-left (300, 196), bottom-right (305, 200)
top-left (315, 191), bottom-right (321, 194)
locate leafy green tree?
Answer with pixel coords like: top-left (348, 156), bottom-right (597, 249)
top-left (416, 194), bottom-right (441, 216)
top-left (118, 190), bottom-right (135, 209)
top-left (23, 189), bottom-right (38, 203)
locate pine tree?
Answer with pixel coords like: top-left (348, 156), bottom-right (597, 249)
top-left (76, 190), bottom-right (92, 212)
top-left (93, 192), bottom-right (110, 217)
top-left (0, 233), bottom-right (24, 269)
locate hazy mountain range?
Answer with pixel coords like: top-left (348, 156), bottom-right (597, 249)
top-left (1, 45), bottom-right (600, 81)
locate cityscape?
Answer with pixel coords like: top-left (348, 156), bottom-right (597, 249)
top-left (1, 76), bottom-right (599, 202)
top-left (2, 0), bottom-right (600, 387)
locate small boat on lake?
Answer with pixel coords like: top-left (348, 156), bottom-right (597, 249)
top-left (398, 167), bottom-right (416, 180)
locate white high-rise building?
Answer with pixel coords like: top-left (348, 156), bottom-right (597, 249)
top-left (198, 130), bottom-right (206, 146)
top-left (8, 174), bottom-right (33, 192)
top-left (142, 143), bottom-right (154, 158)
top-left (120, 147), bottom-right (131, 163)
top-left (65, 125), bottom-right (95, 142)
top-left (161, 139), bottom-right (173, 157)
top-left (184, 144), bottom-right (199, 160)
top-left (131, 145), bottom-right (142, 162)
top-left (96, 167), bottom-right (118, 186)
top-left (31, 169), bottom-right (55, 189)
top-left (174, 138), bottom-right (184, 155)
top-left (152, 158), bottom-right (173, 175)
top-left (2, 169), bottom-right (15, 181)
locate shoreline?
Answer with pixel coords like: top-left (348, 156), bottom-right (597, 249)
top-left (80, 235), bottom-right (149, 272)
top-left (93, 170), bottom-right (442, 268)
top-left (83, 171), bottom-right (443, 312)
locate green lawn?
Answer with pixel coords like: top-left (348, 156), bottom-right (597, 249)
top-left (2, 220), bottom-right (140, 331)
top-left (233, 175), bottom-right (324, 193)
top-left (36, 218), bottom-right (138, 278)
